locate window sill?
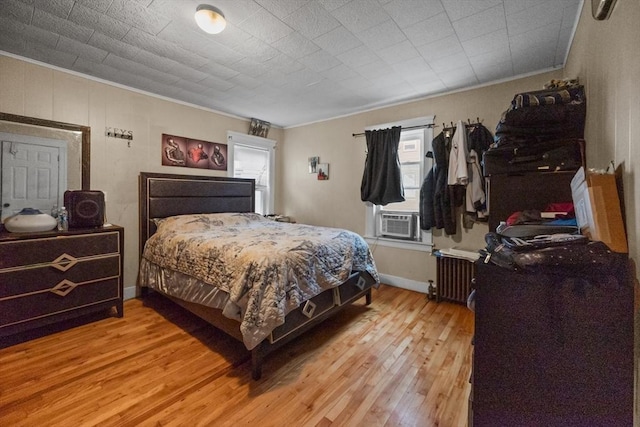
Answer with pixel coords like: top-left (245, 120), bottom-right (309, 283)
top-left (364, 236), bottom-right (433, 252)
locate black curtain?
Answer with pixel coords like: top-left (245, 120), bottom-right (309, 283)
top-left (360, 126), bottom-right (405, 206)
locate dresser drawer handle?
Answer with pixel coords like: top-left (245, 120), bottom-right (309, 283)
top-left (302, 300), bottom-right (317, 318)
top-left (50, 279), bottom-right (78, 297)
top-left (51, 253), bottom-right (79, 272)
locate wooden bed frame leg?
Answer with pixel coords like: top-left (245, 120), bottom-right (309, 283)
top-left (251, 346), bottom-right (263, 380)
top-left (365, 289), bottom-right (372, 305)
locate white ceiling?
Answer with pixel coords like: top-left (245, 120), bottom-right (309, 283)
top-left (0, 0), bottom-right (583, 128)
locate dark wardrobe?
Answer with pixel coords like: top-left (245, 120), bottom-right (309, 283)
top-left (469, 254), bottom-right (634, 426)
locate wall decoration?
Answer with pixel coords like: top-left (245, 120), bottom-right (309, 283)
top-left (210, 144), bottom-right (227, 170)
top-left (249, 118), bottom-right (271, 138)
top-left (186, 140), bottom-right (210, 169)
top-left (317, 163), bottom-right (329, 180)
top-left (162, 134), bottom-right (187, 166)
top-left (308, 156), bottom-right (319, 173)
top-left (162, 133), bottom-right (227, 171)
top-left (105, 127), bottom-right (133, 141)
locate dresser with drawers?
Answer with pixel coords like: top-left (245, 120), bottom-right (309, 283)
top-left (0, 225), bottom-right (124, 341)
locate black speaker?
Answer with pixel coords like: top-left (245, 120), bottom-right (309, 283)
top-left (64, 190), bottom-right (105, 228)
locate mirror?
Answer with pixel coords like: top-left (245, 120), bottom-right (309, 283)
top-left (0, 112), bottom-right (90, 220)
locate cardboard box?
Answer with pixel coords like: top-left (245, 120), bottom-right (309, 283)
top-left (571, 167), bottom-right (628, 253)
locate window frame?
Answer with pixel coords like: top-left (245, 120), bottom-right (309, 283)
top-left (363, 116), bottom-right (434, 252)
top-left (226, 130), bottom-right (276, 215)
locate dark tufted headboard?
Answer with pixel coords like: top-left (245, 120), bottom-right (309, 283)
top-left (138, 172), bottom-right (255, 260)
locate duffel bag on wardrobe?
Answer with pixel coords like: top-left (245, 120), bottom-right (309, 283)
top-left (494, 102), bottom-right (586, 146)
top-left (482, 139), bottom-right (584, 176)
top-left (510, 84), bottom-right (585, 109)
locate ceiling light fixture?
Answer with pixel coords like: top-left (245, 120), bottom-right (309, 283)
top-left (195, 4), bottom-right (226, 34)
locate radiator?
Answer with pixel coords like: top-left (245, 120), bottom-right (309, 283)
top-left (435, 255), bottom-right (476, 304)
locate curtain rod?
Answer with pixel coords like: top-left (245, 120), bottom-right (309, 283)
top-left (352, 123), bottom-right (435, 137)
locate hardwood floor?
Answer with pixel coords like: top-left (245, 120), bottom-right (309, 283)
top-left (0, 285), bottom-right (474, 427)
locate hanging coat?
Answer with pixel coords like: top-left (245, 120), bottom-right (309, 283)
top-left (448, 120), bottom-right (469, 186)
top-left (467, 123), bottom-right (493, 157)
top-left (465, 123), bottom-right (493, 219)
top-left (419, 166), bottom-right (435, 230)
top-left (423, 131), bottom-right (456, 235)
top-left (466, 148), bottom-right (487, 217)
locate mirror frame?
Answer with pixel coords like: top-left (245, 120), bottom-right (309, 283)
top-left (0, 112), bottom-right (90, 190)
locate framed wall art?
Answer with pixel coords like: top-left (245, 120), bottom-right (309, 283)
top-left (249, 118), bottom-right (271, 138)
top-left (308, 156), bottom-right (319, 173)
top-left (162, 133), bottom-right (227, 171)
top-left (317, 163), bottom-right (329, 180)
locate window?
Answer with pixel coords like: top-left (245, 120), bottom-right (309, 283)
top-left (380, 129), bottom-right (424, 213)
top-left (364, 116), bottom-right (434, 250)
top-left (227, 131), bottom-right (276, 215)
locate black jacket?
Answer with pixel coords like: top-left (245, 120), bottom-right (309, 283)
top-left (420, 131), bottom-right (456, 235)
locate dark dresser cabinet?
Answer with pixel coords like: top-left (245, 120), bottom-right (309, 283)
top-left (470, 257), bottom-right (634, 426)
top-left (0, 225), bottom-right (124, 341)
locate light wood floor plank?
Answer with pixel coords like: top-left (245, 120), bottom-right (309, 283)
top-left (0, 285), bottom-right (474, 426)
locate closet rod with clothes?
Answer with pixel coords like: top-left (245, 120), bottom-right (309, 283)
top-left (352, 123), bottom-right (435, 137)
top-left (428, 118), bottom-right (485, 157)
top-left (442, 118), bottom-right (484, 134)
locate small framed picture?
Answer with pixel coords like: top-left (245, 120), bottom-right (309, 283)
top-left (317, 163), bottom-right (329, 180)
top-left (308, 156), bottom-right (319, 173)
top-left (249, 118), bottom-right (271, 138)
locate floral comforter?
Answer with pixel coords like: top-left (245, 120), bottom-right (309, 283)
top-left (141, 212), bottom-right (379, 350)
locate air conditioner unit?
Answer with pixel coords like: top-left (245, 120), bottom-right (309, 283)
top-left (379, 212), bottom-right (415, 239)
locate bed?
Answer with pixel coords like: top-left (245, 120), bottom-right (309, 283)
top-left (138, 172), bottom-right (379, 379)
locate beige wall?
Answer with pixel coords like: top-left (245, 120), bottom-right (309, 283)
top-left (280, 70), bottom-right (562, 285)
top-left (564, 1), bottom-right (639, 266)
top-left (0, 55), bottom-right (284, 295)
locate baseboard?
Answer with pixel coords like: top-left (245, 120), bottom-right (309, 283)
top-left (123, 286), bottom-right (137, 301)
top-left (378, 273), bottom-right (428, 294)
